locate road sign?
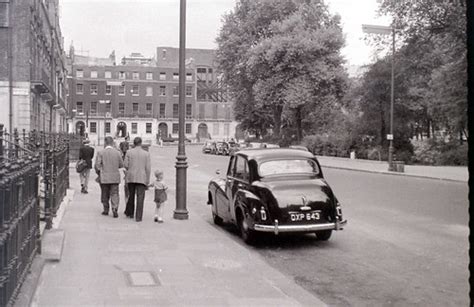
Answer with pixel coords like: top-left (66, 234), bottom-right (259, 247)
top-left (386, 134), bottom-right (393, 140)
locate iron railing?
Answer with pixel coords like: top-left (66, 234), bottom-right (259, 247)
top-left (0, 124), bottom-right (75, 306)
top-left (0, 126), bottom-right (41, 307)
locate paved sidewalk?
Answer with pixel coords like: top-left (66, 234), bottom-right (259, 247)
top-left (316, 156), bottom-right (468, 182)
top-left (30, 171), bottom-right (325, 306)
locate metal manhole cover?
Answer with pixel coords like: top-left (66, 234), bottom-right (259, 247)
top-left (125, 271), bottom-right (161, 287)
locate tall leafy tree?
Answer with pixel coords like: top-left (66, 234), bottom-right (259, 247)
top-left (217, 0), bottom-right (347, 139)
top-left (379, 0), bottom-right (466, 142)
top-left (216, 0), bottom-right (298, 135)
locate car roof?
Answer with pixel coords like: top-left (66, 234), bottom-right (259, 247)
top-left (237, 148), bottom-right (315, 161)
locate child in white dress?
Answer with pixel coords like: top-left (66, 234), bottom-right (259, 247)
top-left (150, 170), bottom-right (168, 223)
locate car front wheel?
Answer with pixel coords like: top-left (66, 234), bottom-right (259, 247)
top-left (315, 230), bottom-right (332, 241)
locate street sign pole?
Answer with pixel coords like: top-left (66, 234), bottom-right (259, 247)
top-left (362, 24), bottom-right (395, 170)
top-left (174, 0), bottom-right (189, 220)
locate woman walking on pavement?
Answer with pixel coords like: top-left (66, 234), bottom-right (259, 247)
top-left (78, 139), bottom-right (94, 194)
top-left (123, 137), bottom-right (151, 222)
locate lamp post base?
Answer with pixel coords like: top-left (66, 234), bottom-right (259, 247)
top-left (173, 209), bottom-right (189, 220)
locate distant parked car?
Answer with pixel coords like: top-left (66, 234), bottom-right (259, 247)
top-left (216, 142), bottom-right (229, 155)
top-left (202, 141), bottom-right (213, 154)
top-left (228, 142), bottom-right (240, 155)
top-left (207, 148), bottom-right (347, 244)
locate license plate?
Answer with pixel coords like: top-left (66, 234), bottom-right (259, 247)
top-left (289, 211), bottom-right (321, 222)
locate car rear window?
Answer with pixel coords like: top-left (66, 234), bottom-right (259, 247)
top-left (259, 159), bottom-right (320, 177)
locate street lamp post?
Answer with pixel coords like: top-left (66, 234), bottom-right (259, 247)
top-left (362, 24), bottom-right (395, 170)
top-left (174, 0), bottom-right (189, 220)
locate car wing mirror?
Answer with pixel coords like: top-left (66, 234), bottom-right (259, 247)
top-left (215, 169), bottom-right (221, 175)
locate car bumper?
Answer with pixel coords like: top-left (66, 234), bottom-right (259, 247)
top-left (253, 219), bottom-right (347, 235)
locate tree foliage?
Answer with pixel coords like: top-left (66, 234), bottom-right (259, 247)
top-left (216, 0), bottom-right (347, 139)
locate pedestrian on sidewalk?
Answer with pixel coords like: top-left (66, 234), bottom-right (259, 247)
top-left (149, 169), bottom-right (168, 223)
top-left (94, 136), bottom-right (124, 218)
top-left (124, 137), bottom-right (151, 222)
top-left (78, 139), bottom-right (94, 194)
top-left (119, 136), bottom-right (130, 202)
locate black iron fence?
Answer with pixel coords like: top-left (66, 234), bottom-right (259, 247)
top-left (0, 125), bottom-right (74, 306)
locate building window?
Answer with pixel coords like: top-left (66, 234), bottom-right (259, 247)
top-left (185, 123), bottom-right (192, 134)
top-left (132, 85), bottom-right (139, 96)
top-left (91, 71), bottom-right (98, 78)
top-left (76, 70), bottom-right (83, 78)
top-left (131, 122), bottom-right (137, 134)
top-left (90, 101), bottom-right (97, 114)
top-left (146, 72), bottom-right (153, 80)
top-left (159, 86), bottom-right (166, 96)
top-left (146, 86), bottom-right (153, 96)
top-left (173, 86), bottom-right (178, 96)
top-left (173, 73), bottom-right (179, 80)
top-left (90, 84), bottom-right (98, 95)
top-left (224, 123), bottom-right (230, 136)
top-left (173, 104), bottom-right (178, 118)
top-left (213, 123), bottom-right (219, 136)
top-left (105, 102), bottom-right (111, 113)
top-left (76, 101), bottom-right (83, 113)
top-left (185, 85), bottom-right (192, 97)
top-left (119, 102), bottom-right (125, 115)
top-left (197, 67), bottom-right (206, 81)
top-left (213, 104), bottom-right (218, 119)
top-left (146, 103), bottom-right (152, 114)
top-left (172, 123), bottom-right (179, 134)
top-left (118, 85), bottom-right (125, 95)
top-left (76, 84), bottom-right (83, 94)
top-left (159, 103), bottom-right (166, 118)
top-left (146, 123), bottom-right (152, 134)
top-left (132, 103), bottom-right (139, 115)
top-left (186, 104), bottom-right (192, 117)
top-left (159, 72), bottom-right (166, 80)
top-left (105, 71), bottom-right (112, 79)
top-left (119, 71), bottom-right (126, 79)
top-left (90, 122), bottom-right (97, 133)
top-left (133, 72), bottom-right (139, 80)
top-left (105, 85), bottom-right (112, 95)
top-left (105, 122), bottom-right (111, 133)
top-left (186, 73), bottom-right (192, 81)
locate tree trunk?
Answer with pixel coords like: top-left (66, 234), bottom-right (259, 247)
top-left (273, 104), bottom-right (283, 138)
top-left (426, 119), bottom-right (431, 139)
top-left (295, 106), bottom-right (302, 142)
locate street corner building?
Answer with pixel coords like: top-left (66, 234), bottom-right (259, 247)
top-left (67, 47), bottom-right (240, 145)
top-left (0, 0), bottom-right (68, 133)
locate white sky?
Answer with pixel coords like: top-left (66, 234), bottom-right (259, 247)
top-left (60, 0), bottom-right (391, 66)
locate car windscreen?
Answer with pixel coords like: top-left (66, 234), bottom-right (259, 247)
top-left (259, 159), bottom-right (320, 177)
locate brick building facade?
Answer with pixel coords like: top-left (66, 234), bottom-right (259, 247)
top-left (0, 0), bottom-right (67, 133)
top-left (67, 47), bottom-right (238, 145)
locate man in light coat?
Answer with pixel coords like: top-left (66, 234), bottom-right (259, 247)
top-left (124, 137), bottom-right (151, 222)
top-left (94, 136), bottom-right (124, 218)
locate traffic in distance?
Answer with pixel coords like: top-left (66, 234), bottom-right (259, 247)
top-left (206, 146), bottom-right (347, 244)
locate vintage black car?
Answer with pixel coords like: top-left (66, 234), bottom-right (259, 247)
top-left (202, 141), bottom-right (213, 153)
top-left (207, 149), bottom-right (347, 244)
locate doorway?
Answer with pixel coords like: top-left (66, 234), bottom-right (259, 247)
top-left (75, 121), bottom-right (85, 136)
top-left (117, 122), bottom-right (127, 138)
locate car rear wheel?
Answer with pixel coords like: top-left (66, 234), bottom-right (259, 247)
top-left (315, 230), bottom-right (332, 241)
top-left (238, 211), bottom-right (257, 245)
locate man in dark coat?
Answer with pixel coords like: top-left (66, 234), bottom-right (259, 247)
top-left (78, 139), bottom-right (94, 194)
top-left (124, 137), bottom-right (151, 222)
top-left (94, 136), bottom-right (124, 218)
